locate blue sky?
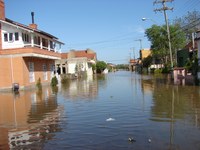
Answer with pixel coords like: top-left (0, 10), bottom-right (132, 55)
top-left (4, 0), bottom-right (200, 64)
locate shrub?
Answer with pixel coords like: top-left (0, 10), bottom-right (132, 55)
top-left (96, 61), bottom-right (107, 73)
top-left (36, 78), bottom-right (42, 90)
top-left (61, 75), bottom-right (69, 84)
top-left (51, 76), bottom-right (58, 87)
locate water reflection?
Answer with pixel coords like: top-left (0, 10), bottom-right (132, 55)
top-left (60, 75), bottom-right (98, 100)
top-left (1, 72), bottom-right (200, 149)
top-left (141, 74), bottom-right (200, 149)
top-left (0, 86), bottom-right (63, 150)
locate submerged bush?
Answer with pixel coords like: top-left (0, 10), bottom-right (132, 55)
top-left (51, 76), bottom-right (58, 87)
top-left (36, 78), bottom-right (42, 90)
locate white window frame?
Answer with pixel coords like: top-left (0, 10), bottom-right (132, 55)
top-left (4, 32), bottom-right (14, 42)
top-left (14, 32), bottom-right (19, 41)
top-left (43, 64), bottom-right (48, 80)
top-left (29, 62), bottom-right (35, 83)
top-left (4, 33), bottom-right (8, 42)
top-left (50, 64), bottom-right (55, 79)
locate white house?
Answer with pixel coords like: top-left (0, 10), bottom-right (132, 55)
top-left (55, 49), bottom-right (97, 77)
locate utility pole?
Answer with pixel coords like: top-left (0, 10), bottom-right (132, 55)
top-left (154, 0), bottom-right (174, 69)
top-left (135, 39), bottom-right (143, 50)
top-left (131, 47), bottom-right (135, 59)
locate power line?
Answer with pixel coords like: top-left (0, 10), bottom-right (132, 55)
top-left (172, 0), bottom-right (199, 18)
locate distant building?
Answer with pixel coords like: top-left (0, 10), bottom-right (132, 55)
top-left (139, 48), bottom-right (163, 69)
top-left (177, 40), bottom-right (198, 68)
top-left (129, 59), bottom-right (138, 71)
top-left (140, 49), bottom-right (151, 60)
top-left (0, 1), bottom-right (64, 91)
top-left (55, 49), bottom-right (97, 76)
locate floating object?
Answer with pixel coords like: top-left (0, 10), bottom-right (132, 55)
top-left (148, 138), bottom-right (151, 143)
top-left (128, 137), bottom-right (136, 142)
top-left (106, 117), bottom-right (115, 121)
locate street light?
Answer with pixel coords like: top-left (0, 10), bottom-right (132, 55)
top-left (142, 17), bottom-right (173, 69)
top-left (142, 18), bottom-right (159, 24)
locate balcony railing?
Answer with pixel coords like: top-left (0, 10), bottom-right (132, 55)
top-left (23, 43), bottom-right (62, 53)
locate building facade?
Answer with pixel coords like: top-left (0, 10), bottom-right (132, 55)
top-left (56, 49), bottom-right (97, 76)
top-left (0, 0), bottom-right (64, 91)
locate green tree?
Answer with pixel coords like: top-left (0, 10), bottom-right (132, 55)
top-left (142, 55), bottom-right (153, 68)
top-left (145, 24), bottom-right (186, 66)
top-left (96, 61), bottom-right (107, 73)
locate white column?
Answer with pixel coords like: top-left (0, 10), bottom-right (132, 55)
top-left (31, 34), bottom-right (34, 47)
top-left (59, 44), bottom-right (61, 53)
top-left (48, 40), bottom-right (50, 51)
top-left (40, 37), bottom-right (43, 49)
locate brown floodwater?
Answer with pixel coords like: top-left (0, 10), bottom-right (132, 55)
top-left (0, 71), bottom-right (200, 150)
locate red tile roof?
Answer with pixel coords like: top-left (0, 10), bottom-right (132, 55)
top-left (61, 50), bottom-right (96, 60)
top-left (75, 50), bottom-right (96, 59)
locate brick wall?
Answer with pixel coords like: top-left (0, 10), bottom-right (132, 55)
top-left (0, 55), bottom-right (55, 90)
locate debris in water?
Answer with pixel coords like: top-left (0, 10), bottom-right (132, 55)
top-left (128, 137), bottom-right (136, 142)
top-left (148, 138), bottom-right (151, 143)
top-left (106, 117), bottom-right (115, 121)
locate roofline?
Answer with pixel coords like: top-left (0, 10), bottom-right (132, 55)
top-left (0, 19), bottom-right (34, 33)
top-left (0, 18), bottom-right (65, 45)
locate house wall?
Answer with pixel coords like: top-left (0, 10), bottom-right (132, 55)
top-left (140, 49), bottom-right (151, 60)
top-left (0, 57), bottom-right (12, 89)
top-left (23, 57), bottom-right (55, 88)
top-left (67, 58), bottom-right (88, 74)
top-left (1, 24), bottom-right (25, 49)
top-left (0, 23), bottom-right (2, 49)
top-left (0, 0), bottom-right (5, 21)
top-left (0, 55), bottom-right (55, 91)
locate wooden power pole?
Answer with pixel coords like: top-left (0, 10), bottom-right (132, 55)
top-left (154, 0), bottom-right (174, 69)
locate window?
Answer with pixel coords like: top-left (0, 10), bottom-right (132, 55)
top-left (9, 33), bottom-right (13, 42)
top-left (4, 32), bottom-right (19, 42)
top-left (50, 64), bottom-right (55, 79)
top-left (43, 64), bottom-right (48, 80)
top-left (50, 41), bottom-right (54, 49)
top-left (22, 33), bottom-right (30, 43)
top-left (15, 32), bottom-right (19, 41)
top-left (29, 62), bottom-right (35, 83)
top-left (34, 36), bottom-right (41, 46)
top-left (42, 38), bottom-right (48, 48)
top-left (4, 33), bottom-right (8, 42)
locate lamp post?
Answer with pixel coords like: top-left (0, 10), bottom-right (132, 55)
top-left (142, 17), bottom-right (173, 69)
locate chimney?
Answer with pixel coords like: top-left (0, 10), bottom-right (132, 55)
top-left (29, 12), bottom-right (38, 29)
top-left (0, 0), bottom-right (5, 20)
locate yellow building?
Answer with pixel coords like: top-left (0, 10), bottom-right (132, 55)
top-left (140, 49), bottom-right (151, 60)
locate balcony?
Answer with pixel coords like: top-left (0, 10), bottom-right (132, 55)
top-left (0, 46), bottom-right (61, 60)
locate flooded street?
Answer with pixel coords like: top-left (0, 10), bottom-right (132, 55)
top-left (0, 71), bottom-right (200, 150)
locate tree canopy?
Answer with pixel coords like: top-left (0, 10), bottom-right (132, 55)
top-left (145, 24), bottom-right (186, 66)
top-left (96, 61), bottom-right (107, 73)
